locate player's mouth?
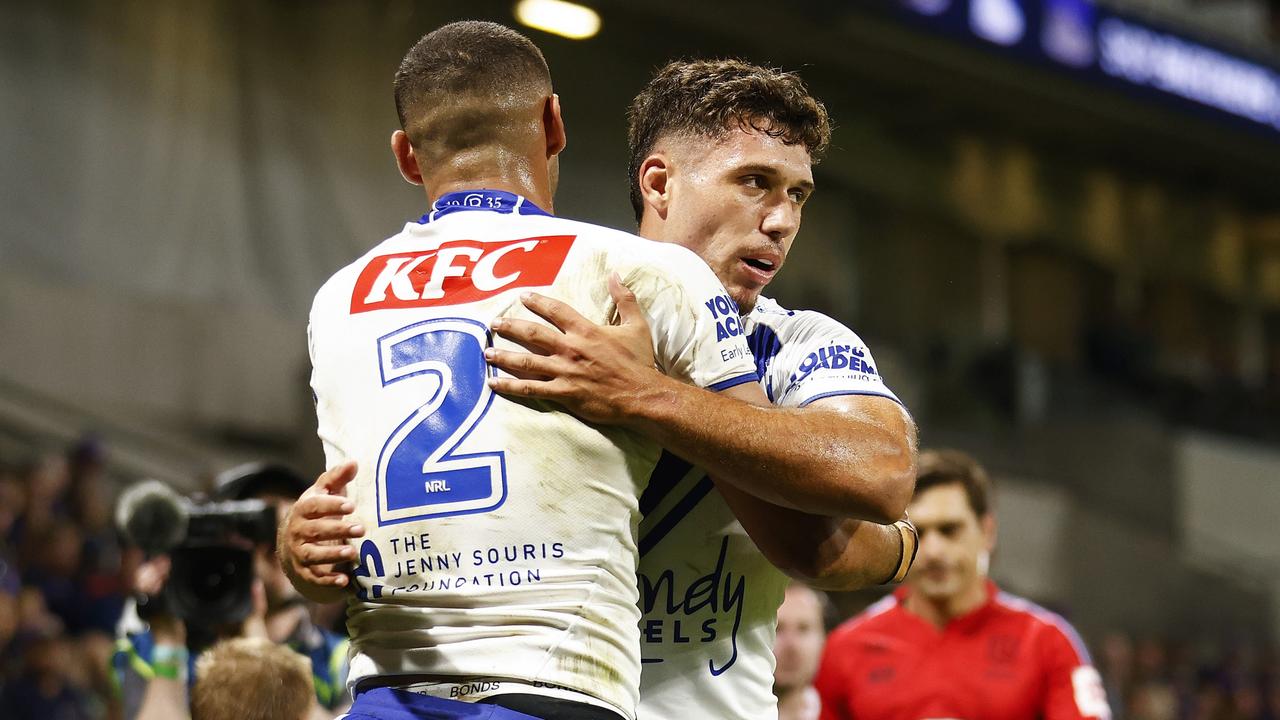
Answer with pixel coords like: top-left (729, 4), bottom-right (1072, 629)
top-left (740, 253), bottom-right (782, 285)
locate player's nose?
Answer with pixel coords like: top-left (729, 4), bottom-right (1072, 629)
top-left (760, 197), bottom-right (799, 243)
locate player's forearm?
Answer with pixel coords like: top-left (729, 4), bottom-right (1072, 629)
top-left (715, 480), bottom-right (905, 590)
top-left (630, 377), bottom-right (914, 521)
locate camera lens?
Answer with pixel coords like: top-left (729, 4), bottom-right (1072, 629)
top-left (166, 545), bottom-right (255, 626)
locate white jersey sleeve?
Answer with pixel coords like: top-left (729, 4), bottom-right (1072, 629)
top-left (616, 243), bottom-right (757, 393)
top-left (637, 295), bottom-right (907, 720)
top-left (745, 296), bottom-right (900, 409)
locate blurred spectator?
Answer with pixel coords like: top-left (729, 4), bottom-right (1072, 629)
top-left (211, 463), bottom-right (349, 710)
top-left (815, 449), bottom-right (1111, 720)
top-left (192, 637), bottom-right (315, 720)
top-left (0, 632), bottom-right (97, 720)
top-left (774, 582), bottom-right (828, 720)
top-left (68, 439), bottom-right (128, 636)
top-left (1100, 631), bottom-right (1135, 716)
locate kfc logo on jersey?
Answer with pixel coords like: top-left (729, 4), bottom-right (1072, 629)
top-left (351, 235), bottom-right (575, 313)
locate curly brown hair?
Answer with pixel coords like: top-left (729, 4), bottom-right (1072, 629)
top-left (627, 59), bottom-right (832, 221)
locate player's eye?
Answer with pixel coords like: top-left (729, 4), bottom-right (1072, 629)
top-left (789, 189), bottom-right (809, 204)
top-left (741, 174), bottom-right (767, 190)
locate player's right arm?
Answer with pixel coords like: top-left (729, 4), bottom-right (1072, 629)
top-left (714, 473), bottom-right (916, 591)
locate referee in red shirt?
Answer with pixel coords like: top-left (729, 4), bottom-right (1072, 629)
top-left (815, 450), bottom-right (1111, 720)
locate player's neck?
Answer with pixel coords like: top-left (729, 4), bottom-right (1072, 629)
top-left (905, 579), bottom-right (989, 629)
top-left (428, 177), bottom-right (552, 210)
top-left (775, 685), bottom-right (819, 720)
top-left (423, 151), bottom-right (555, 213)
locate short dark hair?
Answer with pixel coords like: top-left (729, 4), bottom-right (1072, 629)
top-left (627, 59), bottom-right (832, 221)
top-left (393, 21), bottom-right (551, 147)
top-left (914, 449), bottom-right (991, 517)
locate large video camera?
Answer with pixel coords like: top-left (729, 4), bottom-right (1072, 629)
top-left (115, 480), bottom-right (276, 627)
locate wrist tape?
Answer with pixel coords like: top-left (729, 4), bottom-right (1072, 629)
top-left (888, 515), bottom-right (919, 584)
top-left (151, 644), bottom-right (189, 682)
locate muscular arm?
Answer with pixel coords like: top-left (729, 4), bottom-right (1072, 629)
top-left (716, 479), bottom-right (904, 590)
top-left (709, 395), bottom-right (916, 590)
top-left (636, 378), bottom-right (916, 522)
top-left (487, 285), bottom-right (916, 522)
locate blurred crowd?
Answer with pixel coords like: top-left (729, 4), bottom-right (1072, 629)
top-left (0, 440), bottom-right (128, 719)
top-left (0, 439), bottom-right (348, 720)
top-left (1097, 631), bottom-right (1280, 720)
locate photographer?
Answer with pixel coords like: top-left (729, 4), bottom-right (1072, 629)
top-left (111, 464), bottom-right (350, 720)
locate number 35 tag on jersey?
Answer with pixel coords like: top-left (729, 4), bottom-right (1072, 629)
top-left (350, 235), bottom-right (576, 313)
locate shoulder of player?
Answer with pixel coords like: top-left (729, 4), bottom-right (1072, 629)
top-left (518, 216), bottom-right (702, 274)
top-left (309, 223), bottom-right (424, 319)
top-left (991, 590), bottom-right (1093, 661)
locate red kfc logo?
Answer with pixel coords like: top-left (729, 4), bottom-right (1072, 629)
top-left (351, 235), bottom-right (575, 313)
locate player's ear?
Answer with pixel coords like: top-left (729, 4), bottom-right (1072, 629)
top-left (544, 94), bottom-right (567, 159)
top-left (391, 130), bottom-right (424, 186)
top-left (980, 513), bottom-right (996, 552)
top-left (638, 154), bottom-right (671, 219)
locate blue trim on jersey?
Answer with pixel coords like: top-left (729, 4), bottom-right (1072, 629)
top-left (639, 451), bottom-right (694, 517)
top-left (745, 323), bottom-right (784, 401)
top-left (797, 389), bottom-right (905, 408)
top-left (348, 687), bottom-right (542, 720)
top-left (418, 189), bottom-right (552, 224)
top-left (638, 475), bottom-right (714, 557)
top-left (995, 591), bottom-right (1096, 665)
top-left (707, 372), bottom-right (758, 392)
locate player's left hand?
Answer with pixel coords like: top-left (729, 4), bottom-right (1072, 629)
top-left (486, 273), bottom-right (664, 425)
top-left (278, 462), bottom-right (363, 603)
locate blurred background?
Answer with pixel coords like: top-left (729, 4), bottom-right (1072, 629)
top-left (2, 0), bottom-right (1280, 717)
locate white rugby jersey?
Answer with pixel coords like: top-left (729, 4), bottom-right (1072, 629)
top-left (636, 294), bottom-right (903, 720)
top-left (307, 190), bottom-right (757, 720)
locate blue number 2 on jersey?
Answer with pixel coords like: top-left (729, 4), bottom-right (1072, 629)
top-left (374, 318), bottom-right (507, 526)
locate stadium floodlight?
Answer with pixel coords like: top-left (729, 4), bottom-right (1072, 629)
top-left (514, 0), bottom-right (601, 40)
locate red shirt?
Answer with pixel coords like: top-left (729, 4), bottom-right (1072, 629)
top-left (815, 581), bottom-right (1110, 720)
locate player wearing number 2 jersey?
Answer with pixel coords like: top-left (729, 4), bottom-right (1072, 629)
top-left (293, 23), bottom-right (755, 720)
top-left (309, 191), bottom-right (754, 719)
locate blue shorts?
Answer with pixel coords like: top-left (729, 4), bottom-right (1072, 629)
top-left (344, 688), bottom-right (542, 720)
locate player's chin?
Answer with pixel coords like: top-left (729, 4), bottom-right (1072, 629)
top-left (915, 575), bottom-right (955, 597)
top-left (727, 285), bottom-right (763, 314)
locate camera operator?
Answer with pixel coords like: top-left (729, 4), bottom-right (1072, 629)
top-left (111, 464), bottom-right (350, 720)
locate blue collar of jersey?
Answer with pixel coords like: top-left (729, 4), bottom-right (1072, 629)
top-left (418, 189), bottom-right (552, 224)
